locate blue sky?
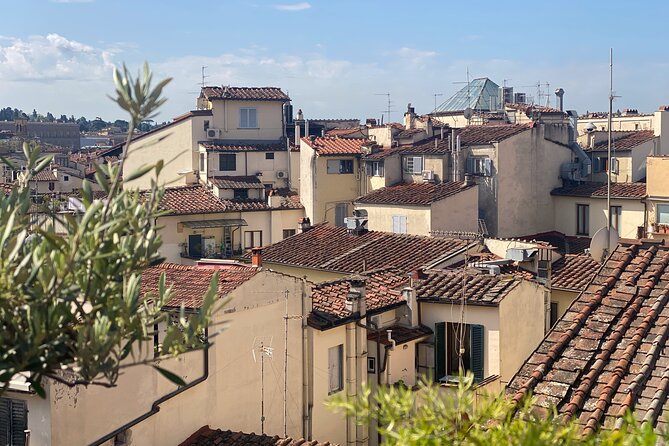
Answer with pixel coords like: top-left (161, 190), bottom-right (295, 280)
top-left (1, 0), bottom-right (669, 122)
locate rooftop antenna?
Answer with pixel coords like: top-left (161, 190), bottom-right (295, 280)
top-left (375, 92), bottom-right (394, 124)
top-left (201, 65), bottom-right (209, 88)
top-left (452, 68), bottom-right (472, 123)
top-left (252, 336), bottom-right (274, 435)
top-left (433, 93), bottom-right (443, 113)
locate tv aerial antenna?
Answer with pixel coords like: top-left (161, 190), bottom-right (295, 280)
top-left (252, 336), bottom-right (274, 435)
top-left (375, 92), bottom-right (395, 124)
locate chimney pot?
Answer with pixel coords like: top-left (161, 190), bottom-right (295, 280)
top-left (251, 247), bottom-right (263, 268)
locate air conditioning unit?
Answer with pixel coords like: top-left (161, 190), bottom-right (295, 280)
top-left (276, 171), bottom-right (288, 179)
top-left (421, 170), bottom-right (434, 181)
top-left (206, 128), bottom-right (221, 139)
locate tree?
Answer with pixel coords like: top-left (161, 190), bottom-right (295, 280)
top-left (0, 63), bottom-right (216, 395)
top-left (329, 375), bottom-right (665, 445)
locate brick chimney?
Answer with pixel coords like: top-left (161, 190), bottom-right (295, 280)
top-left (298, 217), bottom-right (312, 233)
top-left (345, 276), bottom-right (367, 318)
top-left (251, 247), bottom-right (263, 268)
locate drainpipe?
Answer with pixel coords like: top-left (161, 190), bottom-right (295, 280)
top-left (455, 135), bottom-right (461, 182)
top-left (345, 321), bottom-right (357, 446)
top-left (301, 278), bottom-right (313, 440)
top-left (385, 330), bottom-right (397, 384)
top-left (89, 327), bottom-right (210, 446)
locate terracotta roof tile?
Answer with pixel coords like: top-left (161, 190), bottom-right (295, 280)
top-left (200, 142), bottom-right (286, 152)
top-left (141, 263), bottom-right (258, 308)
top-left (158, 184), bottom-right (228, 215)
top-left (325, 128), bottom-right (366, 137)
top-left (506, 103), bottom-right (563, 114)
top-left (591, 130), bottom-right (656, 151)
top-left (552, 254), bottom-right (602, 291)
top-left (416, 270), bottom-right (521, 306)
top-left (209, 176), bottom-right (264, 189)
top-left (200, 86), bottom-right (290, 102)
top-left (301, 137), bottom-right (370, 156)
top-left (456, 124), bottom-right (530, 145)
top-left (368, 324), bottom-right (432, 345)
top-left (179, 425), bottom-right (334, 446)
top-left (356, 181), bottom-right (474, 206)
top-left (551, 182), bottom-right (646, 199)
top-left (31, 170), bottom-right (58, 181)
top-left (261, 224), bottom-right (470, 274)
top-left (508, 240), bottom-right (669, 434)
top-left (517, 231), bottom-right (591, 255)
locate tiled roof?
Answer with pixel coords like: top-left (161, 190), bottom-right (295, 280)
top-left (310, 269), bottom-right (409, 328)
top-left (30, 169), bottom-right (57, 181)
top-left (506, 103), bottom-right (563, 114)
top-left (368, 324), bottom-right (432, 345)
top-left (456, 124), bottom-right (530, 145)
top-left (261, 224), bottom-right (470, 274)
top-left (508, 240), bottom-right (669, 434)
top-left (272, 188), bottom-right (304, 210)
top-left (416, 270), bottom-right (521, 306)
top-left (551, 254), bottom-right (601, 291)
top-left (159, 185), bottom-right (228, 215)
top-left (397, 127), bottom-right (426, 138)
top-left (325, 128), bottom-right (366, 137)
top-left (200, 86), bottom-right (290, 102)
top-left (200, 142), bottom-right (286, 152)
top-left (356, 181), bottom-right (474, 206)
top-left (551, 182), bottom-right (646, 199)
top-left (141, 263), bottom-right (257, 308)
top-left (179, 425), bottom-right (334, 446)
top-left (209, 176), bottom-right (264, 189)
top-left (591, 130), bottom-right (656, 151)
top-left (517, 231), bottom-right (591, 255)
top-left (301, 137), bottom-right (370, 156)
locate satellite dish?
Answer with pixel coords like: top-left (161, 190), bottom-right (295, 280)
top-left (585, 122), bottom-right (597, 133)
top-left (589, 227), bottom-right (620, 263)
top-left (463, 108), bottom-right (473, 120)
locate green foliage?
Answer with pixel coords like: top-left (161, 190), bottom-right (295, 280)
top-left (328, 375), bottom-right (666, 445)
top-left (0, 63), bottom-right (216, 394)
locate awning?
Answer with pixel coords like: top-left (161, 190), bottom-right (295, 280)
top-left (180, 219), bottom-right (248, 229)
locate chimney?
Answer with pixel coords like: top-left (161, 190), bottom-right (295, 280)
top-left (463, 173), bottom-right (474, 187)
top-left (251, 247), bottom-right (263, 268)
top-left (298, 217), bottom-right (312, 233)
top-left (267, 189), bottom-right (282, 208)
top-left (555, 88), bottom-right (565, 112)
top-left (345, 276), bottom-right (367, 318)
top-left (404, 103), bottom-right (416, 129)
top-left (401, 287), bottom-right (419, 327)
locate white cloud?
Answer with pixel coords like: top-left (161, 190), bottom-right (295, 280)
top-left (394, 47), bottom-right (437, 67)
top-left (272, 2), bottom-right (311, 11)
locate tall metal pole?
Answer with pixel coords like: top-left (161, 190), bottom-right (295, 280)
top-left (260, 342), bottom-right (265, 435)
top-left (283, 290), bottom-right (289, 438)
top-left (607, 48), bottom-right (613, 254)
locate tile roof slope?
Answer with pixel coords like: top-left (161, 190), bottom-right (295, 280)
top-left (551, 182), bottom-right (646, 199)
top-left (141, 263), bottom-right (258, 308)
top-left (200, 142), bottom-right (286, 152)
top-left (506, 103), bottom-right (563, 114)
top-left (209, 176), bottom-right (264, 189)
top-left (507, 240), bottom-right (669, 434)
top-left (368, 324), bottom-right (432, 345)
top-left (456, 124), bottom-right (531, 146)
top-left (416, 270), bottom-right (521, 305)
top-left (325, 128), bottom-right (365, 137)
top-left (302, 137), bottom-right (370, 155)
top-left (591, 130), bottom-right (656, 151)
top-left (310, 269), bottom-right (409, 325)
top-left (355, 181), bottom-right (474, 206)
top-left (31, 169), bottom-right (58, 181)
top-left (260, 224), bottom-right (469, 274)
top-left (551, 254), bottom-right (602, 291)
top-left (158, 184), bottom-right (229, 215)
top-left (179, 425), bottom-right (334, 446)
top-left (200, 86), bottom-right (290, 102)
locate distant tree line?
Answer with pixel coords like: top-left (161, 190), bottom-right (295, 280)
top-left (0, 106), bottom-right (165, 133)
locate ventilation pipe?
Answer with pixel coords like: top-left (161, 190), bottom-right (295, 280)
top-left (555, 88), bottom-right (565, 112)
top-left (386, 330), bottom-right (396, 384)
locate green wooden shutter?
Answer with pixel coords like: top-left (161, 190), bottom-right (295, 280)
top-left (11, 399), bottom-right (26, 446)
top-left (434, 322), bottom-right (446, 382)
top-left (469, 324), bottom-right (485, 382)
top-left (0, 398), bottom-right (10, 446)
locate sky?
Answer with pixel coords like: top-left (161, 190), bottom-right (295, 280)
top-left (1, 0), bottom-right (669, 123)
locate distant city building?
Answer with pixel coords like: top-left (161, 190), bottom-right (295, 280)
top-left (0, 117), bottom-right (80, 150)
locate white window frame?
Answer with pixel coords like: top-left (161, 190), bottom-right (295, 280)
top-left (403, 156), bottom-right (423, 174)
top-left (657, 204), bottom-right (669, 224)
top-left (240, 108), bottom-right (258, 128)
top-left (392, 215), bottom-right (407, 234)
top-left (328, 344), bottom-right (344, 394)
top-left (327, 159), bottom-right (354, 174)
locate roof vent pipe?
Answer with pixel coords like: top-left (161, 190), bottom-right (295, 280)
top-left (555, 88), bottom-right (565, 112)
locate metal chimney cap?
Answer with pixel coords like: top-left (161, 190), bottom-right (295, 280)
top-left (555, 88), bottom-right (565, 96)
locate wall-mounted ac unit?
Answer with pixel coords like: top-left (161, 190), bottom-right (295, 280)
top-left (276, 170), bottom-right (288, 179)
top-left (421, 170), bottom-right (434, 181)
top-left (206, 128), bottom-right (221, 139)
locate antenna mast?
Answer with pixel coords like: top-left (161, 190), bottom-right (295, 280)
top-left (374, 93), bottom-right (393, 123)
top-left (201, 66), bottom-right (209, 89)
top-left (606, 48), bottom-right (613, 255)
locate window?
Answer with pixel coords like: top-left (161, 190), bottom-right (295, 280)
top-left (593, 156), bottom-right (609, 173)
top-left (403, 156), bottom-right (423, 174)
top-left (657, 204), bottom-right (669, 224)
top-left (328, 344), bottom-right (344, 393)
top-left (244, 230), bottom-right (262, 249)
top-left (240, 108), bottom-right (258, 128)
top-left (550, 302), bottom-right (559, 328)
top-left (434, 322), bottom-right (484, 382)
top-left (465, 157), bottom-right (492, 176)
top-left (392, 215), bottom-right (407, 234)
top-left (63, 175), bottom-right (69, 182)
top-left (610, 205), bottom-right (622, 231)
top-left (334, 203), bottom-right (348, 227)
top-left (265, 152), bottom-right (275, 160)
top-left (282, 229), bottom-right (296, 239)
top-left (233, 189), bottom-right (249, 200)
top-left (204, 120), bottom-right (210, 131)
top-left (576, 204), bottom-right (589, 235)
top-left (327, 159), bottom-right (354, 174)
top-left (367, 357), bottom-right (376, 373)
top-left (219, 153), bottom-right (236, 171)
top-left (48, 182), bottom-right (55, 191)
top-left (366, 161), bottom-right (384, 177)
top-left (0, 397), bottom-right (27, 446)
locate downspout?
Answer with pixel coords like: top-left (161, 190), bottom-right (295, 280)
top-left (385, 330), bottom-right (396, 384)
top-left (301, 278), bottom-right (312, 439)
top-left (345, 322), bottom-right (357, 446)
top-left (245, 151), bottom-right (248, 176)
top-left (89, 328), bottom-right (210, 446)
top-left (357, 318), bottom-right (381, 445)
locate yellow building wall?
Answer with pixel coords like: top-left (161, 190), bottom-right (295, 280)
top-left (401, 155), bottom-right (447, 183)
top-left (360, 204), bottom-right (432, 235)
top-left (551, 288), bottom-right (579, 323)
top-left (209, 100), bottom-right (284, 141)
top-left (202, 149), bottom-right (290, 189)
top-left (647, 156), bottom-right (669, 197)
top-left (48, 272), bottom-right (306, 446)
top-left (553, 196), bottom-right (645, 238)
top-left (264, 263), bottom-right (346, 283)
top-left (430, 185), bottom-right (479, 233)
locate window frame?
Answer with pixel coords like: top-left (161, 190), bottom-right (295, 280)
top-left (0, 396), bottom-right (28, 446)
top-left (657, 204), bottom-right (669, 224)
top-left (265, 152), bottom-right (275, 160)
top-left (199, 153), bottom-right (206, 172)
top-left (328, 344), bottom-right (344, 394)
top-left (392, 215), bottom-right (407, 234)
top-left (282, 229), bottom-right (296, 239)
top-left (239, 108), bottom-right (258, 129)
top-left (609, 205), bottom-right (622, 232)
top-left (233, 189), bottom-right (249, 200)
top-left (327, 159), bottom-right (354, 175)
top-left (334, 203), bottom-right (348, 227)
top-left (403, 156), bottom-right (423, 174)
top-left (244, 230), bottom-right (263, 249)
top-left (366, 161), bottom-right (384, 177)
top-left (219, 153), bottom-right (237, 172)
top-left (576, 203), bottom-right (590, 236)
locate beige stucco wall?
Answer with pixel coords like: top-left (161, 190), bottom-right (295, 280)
top-left (202, 149), bottom-right (290, 189)
top-left (47, 271), bottom-right (306, 446)
top-left (208, 100), bottom-right (285, 141)
top-left (553, 195), bottom-right (645, 238)
top-left (359, 204), bottom-right (432, 235)
top-left (551, 288), bottom-right (579, 323)
top-left (498, 280), bottom-right (546, 386)
top-left (365, 154), bottom-right (401, 194)
top-left (264, 263), bottom-right (345, 283)
top-left (430, 185), bottom-right (479, 233)
top-left (123, 116), bottom-right (208, 190)
top-left (401, 155), bottom-right (447, 184)
top-left (577, 114), bottom-right (655, 133)
top-left (647, 156), bottom-right (669, 197)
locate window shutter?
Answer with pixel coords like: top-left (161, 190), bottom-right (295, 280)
top-left (434, 322), bottom-right (446, 382)
top-left (249, 109), bottom-right (257, 128)
top-left (0, 398), bottom-right (10, 446)
top-left (469, 324), bottom-right (484, 382)
top-left (11, 400), bottom-right (26, 446)
top-left (392, 216), bottom-right (400, 233)
top-left (466, 157), bottom-right (474, 174)
top-left (366, 163), bottom-right (372, 176)
top-left (413, 157), bottom-right (423, 174)
top-left (379, 161), bottom-right (384, 176)
top-left (483, 158), bottom-right (492, 176)
top-left (399, 216), bottom-right (407, 234)
top-left (240, 109), bottom-right (248, 128)
top-left (328, 346), bottom-right (338, 392)
top-left (593, 157), bottom-right (600, 173)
